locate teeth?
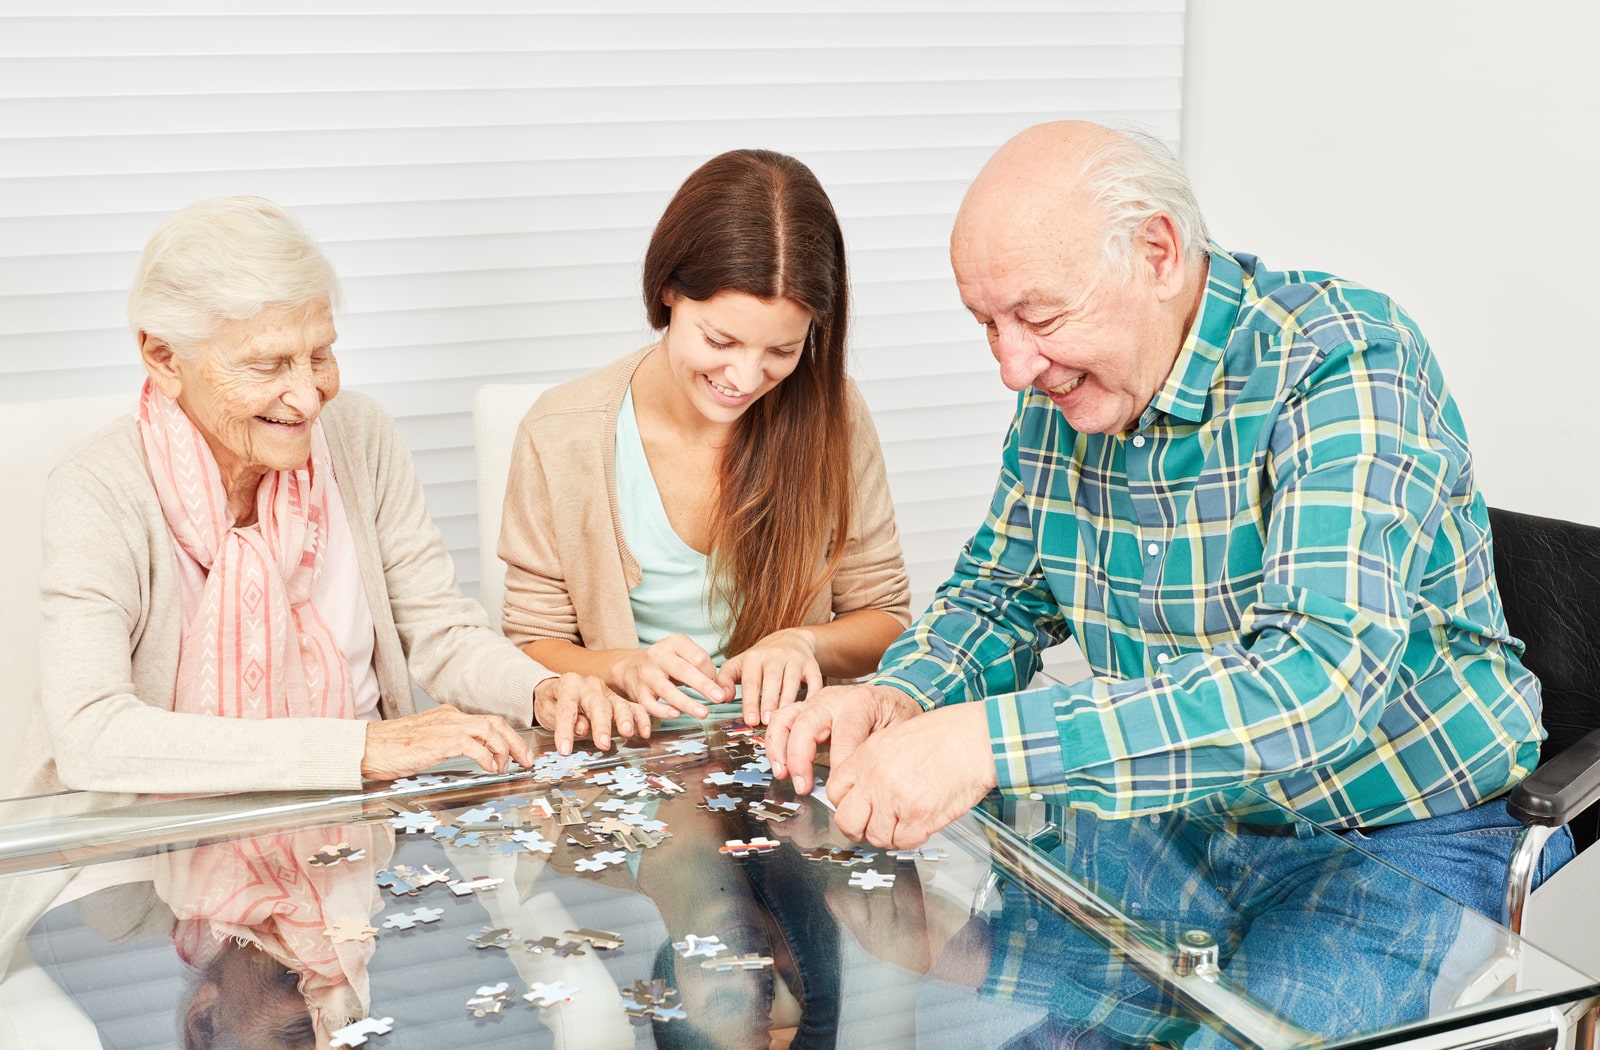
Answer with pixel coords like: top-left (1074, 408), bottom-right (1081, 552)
top-left (709, 379), bottom-right (745, 398)
top-left (1050, 375), bottom-right (1085, 396)
top-left (260, 416), bottom-right (304, 425)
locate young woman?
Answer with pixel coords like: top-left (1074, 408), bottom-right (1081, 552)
top-left (498, 148), bottom-right (910, 746)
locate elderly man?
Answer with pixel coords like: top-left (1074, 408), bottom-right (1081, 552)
top-left (770, 121), bottom-right (1570, 921)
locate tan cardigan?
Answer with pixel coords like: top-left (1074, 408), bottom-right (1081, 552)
top-left (12, 390), bottom-right (551, 801)
top-left (497, 346), bottom-right (912, 653)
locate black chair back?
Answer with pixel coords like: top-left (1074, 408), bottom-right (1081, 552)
top-left (1488, 506), bottom-right (1600, 852)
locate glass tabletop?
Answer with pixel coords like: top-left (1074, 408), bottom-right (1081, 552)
top-left (0, 720), bottom-right (1594, 1049)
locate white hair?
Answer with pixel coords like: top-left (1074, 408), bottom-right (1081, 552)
top-left (127, 196), bottom-right (342, 353)
top-left (1083, 128), bottom-right (1210, 278)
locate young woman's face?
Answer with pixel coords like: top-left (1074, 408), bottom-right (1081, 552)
top-left (660, 290), bottom-right (812, 426)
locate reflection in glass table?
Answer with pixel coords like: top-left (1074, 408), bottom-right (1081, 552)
top-left (0, 720), bottom-right (1594, 1049)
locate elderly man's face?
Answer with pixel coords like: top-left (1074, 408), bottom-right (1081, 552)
top-left (166, 301), bottom-right (340, 479)
top-left (952, 217), bottom-right (1176, 436)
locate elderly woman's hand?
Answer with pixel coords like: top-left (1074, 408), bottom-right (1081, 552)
top-left (715, 627), bottom-right (824, 727)
top-left (534, 671), bottom-right (653, 755)
top-left (360, 704), bottom-right (533, 780)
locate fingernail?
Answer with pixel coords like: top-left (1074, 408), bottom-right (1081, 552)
top-left (619, 722), bottom-right (633, 734)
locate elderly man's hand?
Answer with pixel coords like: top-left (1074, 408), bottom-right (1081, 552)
top-left (827, 702), bottom-right (998, 849)
top-left (534, 671), bottom-right (651, 754)
top-left (361, 704), bottom-right (534, 780)
top-left (767, 683), bottom-right (922, 795)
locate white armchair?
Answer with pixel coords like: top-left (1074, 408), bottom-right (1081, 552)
top-left (471, 384), bottom-right (551, 632)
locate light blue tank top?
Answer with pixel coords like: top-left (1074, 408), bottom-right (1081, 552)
top-left (615, 388), bottom-right (730, 665)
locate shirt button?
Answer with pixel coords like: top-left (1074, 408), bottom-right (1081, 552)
top-left (1156, 652), bottom-right (1170, 665)
top-left (1132, 434), bottom-right (1147, 448)
top-left (1146, 541), bottom-right (1160, 556)
top-left (1028, 792), bottom-right (1044, 801)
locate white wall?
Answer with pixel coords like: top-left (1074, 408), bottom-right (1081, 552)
top-left (1183, 0), bottom-right (1600, 526)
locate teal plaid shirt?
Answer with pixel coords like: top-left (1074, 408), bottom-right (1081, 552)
top-left (872, 247), bottom-right (1541, 829)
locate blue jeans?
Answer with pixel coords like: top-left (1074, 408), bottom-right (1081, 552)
top-left (946, 800), bottom-right (1574, 1049)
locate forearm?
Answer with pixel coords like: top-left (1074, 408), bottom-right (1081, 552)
top-left (525, 637), bottom-right (636, 695)
top-left (792, 609), bottom-right (907, 679)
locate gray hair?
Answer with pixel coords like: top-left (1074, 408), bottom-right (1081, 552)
top-left (1083, 128), bottom-right (1210, 277)
top-left (127, 196), bottom-right (342, 353)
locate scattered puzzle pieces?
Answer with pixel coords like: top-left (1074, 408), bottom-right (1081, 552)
top-left (701, 793), bottom-right (741, 811)
top-left (381, 906), bottom-right (443, 930)
top-left (330, 1016), bottom-right (394, 1047)
top-left (565, 928), bottom-right (624, 950)
top-left (701, 952), bottom-right (775, 972)
top-left (703, 771), bottom-right (739, 787)
top-left (307, 842), bottom-right (367, 867)
top-left (849, 869), bottom-right (896, 891)
top-left (665, 740), bottom-right (708, 756)
top-left (648, 773), bottom-right (687, 793)
top-left (468, 926), bottom-right (518, 951)
top-left (672, 933), bottom-right (729, 959)
top-left (524, 980), bottom-right (578, 1008)
top-left (388, 810), bottom-right (439, 834)
top-left (719, 837), bottom-right (780, 856)
top-left (620, 978), bottom-right (683, 1024)
top-left (747, 800), bottom-right (801, 822)
top-left (324, 918), bottom-right (378, 943)
top-left (393, 773), bottom-right (453, 789)
top-left (729, 767), bottom-right (773, 789)
top-left (447, 876), bottom-right (504, 896)
top-left (466, 982), bottom-right (514, 1017)
top-left (887, 846), bottom-right (950, 862)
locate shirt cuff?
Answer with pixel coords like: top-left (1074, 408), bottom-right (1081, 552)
top-left (986, 687), bottom-right (1072, 796)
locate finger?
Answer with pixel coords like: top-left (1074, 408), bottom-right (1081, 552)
top-left (736, 659), bottom-right (763, 725)
top-left (606, 691), bottom-right (635, 738)
top-left (552, 693), bottom-right (580, 755)
top-left (758, 659), bottom-right (790, 726)
top-left (630, 701), bottom-right (654, 740)
top-left (801, 662), bottom-right (825, 705)
top-left (786, 708), bottom-right (831, 795)
top-left (833, 784), bottom-right (869, 843)
top-left (663, 657), bottom-right (720, 713)
top-left (582, 691), bottom-right (615, 751)
top-left (665, 637), bottom-right (725, 705)
top-left (635, 670), bottom-right (688, 718)
top-left (766, 704), bottom-right (798, 779)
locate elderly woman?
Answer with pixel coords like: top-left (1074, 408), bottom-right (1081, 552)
top-left (13, 196), bottom-right (620, 797)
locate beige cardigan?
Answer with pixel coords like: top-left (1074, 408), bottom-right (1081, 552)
top-left (12, 389), bottom-right (551, 800)
top-left (498, 346), bottom-right (912, 653)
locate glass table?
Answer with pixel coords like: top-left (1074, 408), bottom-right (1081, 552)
top-left (0, 719), bottom-right (1594, 1049)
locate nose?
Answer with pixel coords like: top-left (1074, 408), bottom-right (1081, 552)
top-left (992, 327), bottom-right (1048, 392)
top-left (724, 349), bottom-right (764, 393)
top-left (280, 364), bottom-right (320, 418)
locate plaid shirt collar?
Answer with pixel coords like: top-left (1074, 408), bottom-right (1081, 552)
top-left (1141, 244), bottom-right (1247, 429)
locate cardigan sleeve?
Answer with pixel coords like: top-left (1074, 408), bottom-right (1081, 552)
top-left (37, 457), bottom-right (370, 794)
top-left (497, 406), bottom-right (586, 649)
top-left (828, 381), bottom-right (912, 626)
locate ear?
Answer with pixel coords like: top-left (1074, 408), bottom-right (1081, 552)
top-left (181, 978), bottom-right (221, 1050)
top-left (661, 288), bottom-right (682, 310)
top-left (1137, 213), bottom-right (1189, 303)
top-left (138, 331), bottom-right (185, 399)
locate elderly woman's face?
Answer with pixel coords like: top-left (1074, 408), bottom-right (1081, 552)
top-left (160, 301), bottom-right (340, 478)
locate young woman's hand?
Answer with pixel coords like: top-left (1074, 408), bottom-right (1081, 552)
top-left (612, 634), bottom-right (721, 720)
top-left (715, 627), bottom-right (824, 726)
top-left (533, 671), bottom-right (653, 754)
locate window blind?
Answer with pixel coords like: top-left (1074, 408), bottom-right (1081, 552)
top-left (0, 0), bottom-right (1186, 681)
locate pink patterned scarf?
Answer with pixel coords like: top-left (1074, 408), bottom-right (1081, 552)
top-left (137, 377), bottom-right (353, 721)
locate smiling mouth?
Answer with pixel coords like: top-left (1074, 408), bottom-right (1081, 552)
top-left (706, 377), bottom-right (750, 401)
top-left (1048, 375), bottom-right (1086, 397)
top-left (256, 415), bottom-right (308, 427)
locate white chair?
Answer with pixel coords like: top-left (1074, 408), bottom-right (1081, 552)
top-left (0, 393), bottom-right (135, 797)
top-left (472, 384), bottom-right (551, 632)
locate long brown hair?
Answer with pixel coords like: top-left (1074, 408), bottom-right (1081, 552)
top-left (642, 149), bottom-right (853, 656)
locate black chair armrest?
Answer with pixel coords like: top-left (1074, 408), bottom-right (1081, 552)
top-left (1508, 727), bottom-right (1600, 827)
